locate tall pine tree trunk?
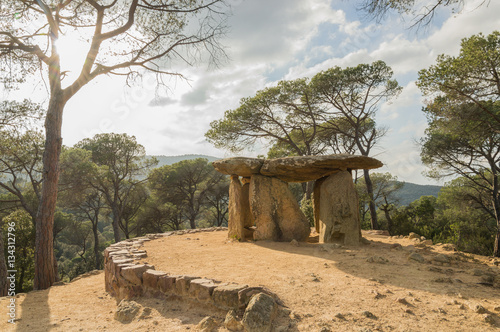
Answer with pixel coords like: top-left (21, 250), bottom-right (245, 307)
top-left (363, 169), bottom-right (379, 230)
top-left (93, 221), bottom-right (101, 269)
top-left (34, 91), bottom-right (66, 290)
top-left (494, 229), bottom-right (500, 257)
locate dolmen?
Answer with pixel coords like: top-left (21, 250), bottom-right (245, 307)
top-left (212, 154), bottom-right (383, 245)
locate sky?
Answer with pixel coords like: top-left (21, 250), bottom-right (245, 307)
top-left (9, 0), bottom-right (500, 185)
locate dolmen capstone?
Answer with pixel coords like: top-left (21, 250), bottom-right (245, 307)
top-left (213, 154), bottom-right (383, 245)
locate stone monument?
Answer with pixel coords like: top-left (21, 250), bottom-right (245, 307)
top-left (213, 154), bottom-right (383, 245)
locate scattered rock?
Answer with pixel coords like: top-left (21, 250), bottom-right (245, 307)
top-left (433, 254), bottom-right (451, 264)
top-left (408, 232), bottom-right (420, 240)
top-left (483, 314), bottom-right (496, 325)
top-left (433, 277), bottom-right (453, 284)
top-left (366, 256), bottom-right (388, 264)
top-left (138, 307), bottom-right (152, 320)
top-left (408, 252), bottom-right (425, 263)
top-left (469, 303), bottom-right (487, 314)
top-left (494, 306), bottom-right (500, 312)
top-left (361, 311), bottom-right (377, 319)
top-left (481, 274), bottom-right (495, 284)
top-left (438, 308), bottom-right (447, 314)
top-left (196, 316), bottom-right (219, 332)
top-left (114, 300), bottom-right (141, 323)
top-left (242, 293), bottom-right (278, 332)
top-left (290, 239), bottom-right (299, 247)
top-left (224, 310), bottom-right (243, 331)
top-left (441, 243), bottom-right (457, 251)
top-left (390, 243), bottom-right (402, 250)
top-left (334, 313), bottom-right (345, 320)
top-left (396, 298), bottom-right (411, 306)
top-left (372, 290), bottom-right (386, 299)
top-left (470, 268), bottom-right (485, 276)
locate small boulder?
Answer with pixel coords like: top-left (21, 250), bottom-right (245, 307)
top-left (366, 256), bottom-right (388, 264)
top-left (290, 239), bottom-right (299, 247)
top-left (114, 300), bottom-right (141, 323)
top-left (408, 232), bottom-right (420, 240)
top-left (441, 243), bottom-right (457, 251)
top-left (196, 316), bottom-right (219, 332)
top-left (433, 254), bottom-right (451, 264)
top-left (242, 293), bottom-right (278, 332)
top-left (408, 252), bottom-right (425, 263)
top-left (225, 310), bottom-right (243, 331)
top-left (469, 303), bottom-right (487, 314)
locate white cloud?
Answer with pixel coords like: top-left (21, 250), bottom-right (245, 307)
top-left (55, 0), bottom-right (500, 185)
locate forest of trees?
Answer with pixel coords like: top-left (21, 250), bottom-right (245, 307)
top-left (0, 0), bottom-right (498, 294)
top-left (1, 129), bottom-right (230, 293)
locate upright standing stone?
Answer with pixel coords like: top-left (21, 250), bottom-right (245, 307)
top-left (249, 175), bottom-right (310, 241)
top-left (317, 171), bottom-right (361, 245)
top-left (241, 177), bottom-right (254, 228)
top-left (228, 175), bottom-right (245, 240)
top-left (313, 177), bottom-right (326, 235)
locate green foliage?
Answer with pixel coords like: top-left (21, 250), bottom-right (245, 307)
top-left (300, 194), bottom-right (315, 227)
top-left (75, 133), bottom-right (158, 240)
top-left (391, 196), bottom-right (440, 239)
top-left (2, 210), bottom-right (35, 292)
top-left (148, 158), bottom-right (228, 230)
top-left (418, 31), bottom-right (500, 256)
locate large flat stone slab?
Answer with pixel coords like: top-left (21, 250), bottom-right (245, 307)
top-left (212, 157), bottom-right (264, 177)
top-left (261, 154), bottom-right (383, 182)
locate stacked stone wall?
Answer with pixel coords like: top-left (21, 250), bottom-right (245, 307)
top-left (104, 227), bottom-right (278, 313)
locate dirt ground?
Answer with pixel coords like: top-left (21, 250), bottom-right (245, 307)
top-left (1, 230), bottom-right (500, 331)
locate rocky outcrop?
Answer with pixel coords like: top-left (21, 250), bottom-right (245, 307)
top-left (316, 171), bottom-right (361, 246)
top-left (249, 175), bottom-right (310, 242)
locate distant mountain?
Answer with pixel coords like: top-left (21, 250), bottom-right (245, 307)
top-left (396, 182), bottom-right (442, 206)
top-left (149, 154), bottom-right (221, 168)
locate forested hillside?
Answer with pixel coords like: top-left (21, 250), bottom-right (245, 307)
top-left (396, 182), bottom-right (442, 206)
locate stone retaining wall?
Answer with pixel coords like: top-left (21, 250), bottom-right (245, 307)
top-left (104, 227), bottom-right (277, 313)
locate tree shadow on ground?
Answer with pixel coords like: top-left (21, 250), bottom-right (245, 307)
top-left (251, 233), bottom-right (500, 302)
top-left (15, 288), bottom-right (51, 332)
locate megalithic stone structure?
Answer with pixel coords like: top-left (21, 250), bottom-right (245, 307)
top-left (213, 154), bottom-right (383, 245)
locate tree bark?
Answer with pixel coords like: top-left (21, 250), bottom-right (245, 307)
top-left (93, 221), bottom-right (101, 270)
top-left (189, 217), bottom-right (196, 229)
top-left (363, 169), bottom-right (379, 230)
top-left (34, 91), bottom-right (66, 290)
top-left (382, 207), bottom-right (393, 235)
top-left (494, 228), bottom-right (500, 257)
top-left (111, 204), bottom-right (121, 243)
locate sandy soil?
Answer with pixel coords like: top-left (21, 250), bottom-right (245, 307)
top-left (1, 230), bottom-right (500, 331)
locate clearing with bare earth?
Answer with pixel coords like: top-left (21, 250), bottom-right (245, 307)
top-left (1, 230), bottom-right (500, 331)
